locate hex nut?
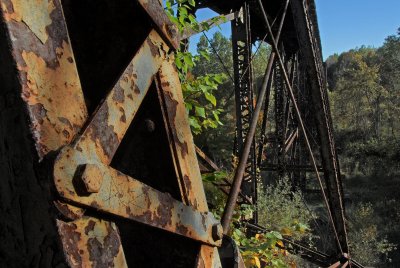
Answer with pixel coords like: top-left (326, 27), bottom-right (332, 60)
top-left (212, 223), bottom-right (223, 241)
top-left (77, 164), bottom-right (103, 194)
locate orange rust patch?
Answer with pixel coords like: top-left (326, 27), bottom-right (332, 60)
top-left (20, 41), bottom-right (87, 156)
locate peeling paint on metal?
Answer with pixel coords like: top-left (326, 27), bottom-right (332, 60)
top-left (56, 221), bottom-right (83, 267)
top-left (48, 26), bottom-right (223, 264)
top-left (20, 42), bottom-right (86, 155)
top-left (0, 0), bottom-right (88, 159)
top-left (55, 158), bottom-right (221, 246)
top-left (74, 30), bottom-right (167, 165)
top-left (196, 247), bottom-right (222, 268)
top-left (138, 0), bottom-right (180, 49)
top-left (57, 217), bottom-right (127, 268)
top-left (157, 60), bottom-right (209, 212)
top-left (54, 200), bottom-right (85, 220)
top-left (3, 0), bottom-right (55, 43)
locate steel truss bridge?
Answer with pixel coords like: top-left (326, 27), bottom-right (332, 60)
top-left (0, 0), bottom-right (362, 267)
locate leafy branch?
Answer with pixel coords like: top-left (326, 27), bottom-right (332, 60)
top-left (165, 0), bottom-right (227, 134)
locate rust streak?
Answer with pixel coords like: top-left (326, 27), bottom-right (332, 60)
top-left (57, 221), bottom-right (83, 267)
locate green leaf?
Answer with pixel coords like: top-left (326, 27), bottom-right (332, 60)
top-left (205, 92), bottom-right (217, 106)
top-left (199, 50), bottom-right (210, 61)
top-left (189, 117), bottom-right (201, 133)
top-left (201, 171), bottom-right (227, 183)
top-left (213, 74), bottom-right (224, 84)
top-left (185, 102), bottom-right (193, 111)
top-left (195, 106), bottom-right (206, 118)
top-left (199, 84), bottom-right (208, 92)
top-left (175, 57), bottom-right (182, 69)
top-left (183, 54), bottom-right (194, 67)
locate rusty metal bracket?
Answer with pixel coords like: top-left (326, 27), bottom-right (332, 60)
top-left (54, 29), bottom-right (222, 247)
top-left (56, 158), bottom-right (221, 246)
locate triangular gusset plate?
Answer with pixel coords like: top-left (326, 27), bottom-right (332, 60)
top-left (54, 29), bottom-right (222, 267)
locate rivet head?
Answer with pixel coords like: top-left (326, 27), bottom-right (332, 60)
top-left (212, 224), bottom-right (223, 241)
top-left (144, 118), bottom-right (156, 133)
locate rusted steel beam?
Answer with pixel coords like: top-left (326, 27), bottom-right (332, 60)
top-left (261, 164), bottom-right (323, 172)
top-left (256, 66), bottom-right (274, 167)
top-left (328, 261), bottom-right (341, 268)
top-left (284, 128), bottom-right (298, 153)
top-left (57, 217), bottom-right (128, 268)
top-left (156, 64), bottom-right (223, 265)
top-left (53, 30), bottom-right (222, 247)
top-left (138, 0), bottom-right (180, 49)
top-left (274, 58), bottom-right (289, 178)
top-left (54, 200), bottom-right (85, 220)
top-left (195, 146), bottom-right (253, 204)
top-left (52, 26), bottom-right (223, 264)
top-left (196, 246), bottom-right (224, 268)
top-left (54, 30), bottom-right (165, 166)
top-left (290, 0), bottom-right (349, 254)
top-left (231, 2), bottom-right (258, 218)
top-left (221, 0), bottom-right (290, 234)
top-left (61, 162), bottom-right (221, 246)
top-left (156, 65), bottom-right (209, 210)
top-left (0, 0), bottom-right (88, 160)
top-left (180, 12), bottom-right (235, 41)
top-left (195, 145), bottom-right (221, 172)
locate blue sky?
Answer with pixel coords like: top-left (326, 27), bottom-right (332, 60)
top-left (316, 0), bottom-right (399, 58)
top-left (189, 1), bottom-right (400, 59)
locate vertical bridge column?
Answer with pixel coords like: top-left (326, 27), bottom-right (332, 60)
top-left (231, 2), bottom-right (258, 222)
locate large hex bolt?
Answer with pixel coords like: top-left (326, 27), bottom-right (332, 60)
top-left (212, 223), bottom-right (223, 241)
top-left (76, 164), bottom-right (103, 194)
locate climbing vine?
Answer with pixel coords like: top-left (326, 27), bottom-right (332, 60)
top-left (165, 0), bottom-right (226, 134)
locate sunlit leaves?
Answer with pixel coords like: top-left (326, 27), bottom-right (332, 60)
top-left (236, 229), bottom-right (290, 268)
top-left (166, 0), bottom-right (227, 134)
top-left (182, 72), bottom-right (226, 134)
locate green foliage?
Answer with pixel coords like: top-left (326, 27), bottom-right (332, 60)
top-left (233, 229), bottom-right (294, 268)
top-left (165, 0), bottom-right (227, 134)
top-left (229, 179), bottom-right (314, 268)
top-left (258, 178), bottom-right (315, 242)
top-left (192, 32), bottom-right (236, 163)
top-left (204, 172), bottom-right (312, 267)
top-left (193, 32), bottom-right (272, 165)
top-left (201, 170), bottom-right (228, 183)
top-left (182, 70), bottom-right (226, 134)
top-left (348, 203), bottom-right (397, 267)
top-left (327, 27), bottom-right (400, 266)
top-left (327, 28), bottom-right (400, 176)
top-left (165, 0), bottom-right (198, 34)
top-left (219, 202), bottom-right (294, 268)
top-left (329, 47), bottom-right (387, 136)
